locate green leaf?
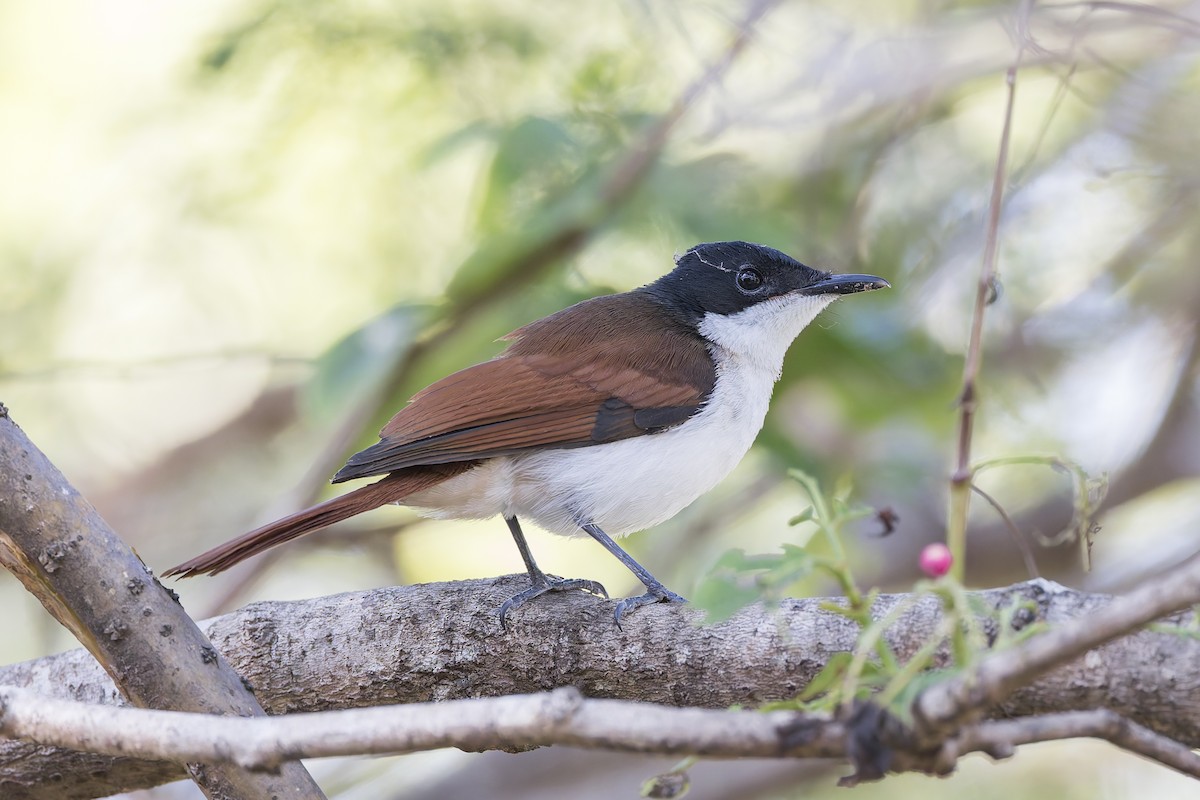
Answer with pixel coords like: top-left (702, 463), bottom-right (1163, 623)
top-left (476, 116), bottom-right (580, 234)
top-left (885, 668), bottom-right (961, 722)
top-left (693, 550), bottom-right (778, 623)
top-left (417, 120), bottom-right (499, 166)
top-left (302, 303), bottom-right (431, 421)
top-left (778, 542), bottom-right (812, 561)
top-left (833, 472), bottom-right (855, 502)
top-left (692, 572), bottom-right (763, 624)
top-left (788, 506), bottom-right (814, 525)
top-left (798, 652), bottom-right (854, 702)
top-left (641, 770), bottom-right (690, 799)
top-left (760, 544), bottom-right (817, 589)
top-left (717, 548), bottom-right (785, 572)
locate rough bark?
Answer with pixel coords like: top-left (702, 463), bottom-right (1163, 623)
top-left (0, 411), bottom-right (324, 800)
top-left (2, 575), bottom-right (1197, 798)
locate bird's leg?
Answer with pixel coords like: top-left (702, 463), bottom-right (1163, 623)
top-left (579, 522), bottom-right (686, 624)
top-left (498, 516), bottom-right (608, 627)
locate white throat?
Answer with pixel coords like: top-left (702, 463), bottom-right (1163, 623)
top-left (697, 293), bottom-right (838, 378)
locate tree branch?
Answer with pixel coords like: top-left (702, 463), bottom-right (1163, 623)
top-left (0, 411), bottom-right (325, 800)
top-left (914, 553), bottom-right (1200, 735)
top-left (955, 710), bottom-right (1200, 779)
top-left (0, 686), bottom-right (842, 769)
top-left (3, 576), bottom-right (1199, 798)
top-left (3, 682), bottom-right (1199, 787)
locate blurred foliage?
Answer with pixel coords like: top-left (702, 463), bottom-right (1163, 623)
top-left (302, 303), bottom-right (431, 419)
top-left (2, 0), bottom-right (1200, 796)
top-left (696, 469), bottom-right (876, 623)
top-left (704, 469), bottom-right (1048, 732)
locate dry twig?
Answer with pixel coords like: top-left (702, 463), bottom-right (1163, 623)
top-left (3, 686), bottom-right (1199, 783)
top-left (946, 0), bottom-right (1031, 579)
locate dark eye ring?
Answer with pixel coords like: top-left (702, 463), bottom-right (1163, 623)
top-left (736, 267), bottom-right (763, 293)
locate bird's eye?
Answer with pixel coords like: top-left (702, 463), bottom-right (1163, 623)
top-left (736, 267), bottom-right (763, 293)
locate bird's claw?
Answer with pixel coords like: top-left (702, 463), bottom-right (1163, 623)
top-left (613, 586), bottom-right (687, 627)
top-left (498, 575), bottom-right (609, 629)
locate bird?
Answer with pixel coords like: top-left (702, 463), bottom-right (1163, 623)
top-left (164, 241), bottom-right (889, 623)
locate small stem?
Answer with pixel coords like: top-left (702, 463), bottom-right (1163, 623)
top-left (947, 475), bottom-right (972, 584)
top-left (972, 484), bottom-right (1039, 579)
top-left (839, 594), bottom-right (921, 704)
top-left (790, 471), bottom-right (846, 561)
top-left (937, 579), bottom-right (986, 669)
top-left (973, 454), bottom-right (1067, 473)
top-left (878, 616), bottom-right (956, 707)
top-left (820, 562), bottom-right (863, 610)
top-left (946, 29), bottom-right (1026, 581)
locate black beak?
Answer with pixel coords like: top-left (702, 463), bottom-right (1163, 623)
top-left (801, 273), bottom-right (890, 296)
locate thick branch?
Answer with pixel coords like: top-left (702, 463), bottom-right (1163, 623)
top-left (0, 412), bottom-right (324, 800)
top-left (3, 576), bottom-right (1199, 798)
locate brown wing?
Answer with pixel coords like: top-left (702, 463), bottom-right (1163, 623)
top-left (332, 292), bottom-right (714, 483)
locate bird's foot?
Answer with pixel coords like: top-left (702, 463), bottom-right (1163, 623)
top-left (613, 583), bottom-right (687, 626)
top-left (498, 575), bottom-right (608, 629)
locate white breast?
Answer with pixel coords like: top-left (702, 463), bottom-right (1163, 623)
top-left (403, 292), bottom-right (838, 537)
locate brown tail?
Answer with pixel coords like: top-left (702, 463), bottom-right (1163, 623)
top-left (162, 465), bottom-right (470, 578)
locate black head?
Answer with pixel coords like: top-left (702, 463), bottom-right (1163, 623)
top-left (641, 241), bottom-right (888, 323)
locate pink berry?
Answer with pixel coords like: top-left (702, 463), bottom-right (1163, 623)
top-left (919, 543), bottom-right (953, 578)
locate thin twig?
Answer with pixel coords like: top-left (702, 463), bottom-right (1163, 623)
top-left (1055, 2), bottom-right (1200, 35)
top-left (955, 710), bottom-right (1200, 778)
top-left (0, 686), bottom-right (840, 769)
top-left (4, 686), bottom-right (1200, 782)
top-left (946, 2), bottom-right (1031, 581)
top-left (971, 485), bottom-right (1039, 579)
top-left (0, 351), bottom-right (312, 382)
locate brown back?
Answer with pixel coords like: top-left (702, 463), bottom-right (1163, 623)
top-left (333, 292), bottom-right (716, 482)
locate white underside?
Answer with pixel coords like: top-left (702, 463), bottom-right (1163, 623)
top-left (403, 292), bottom-right (838, 536)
